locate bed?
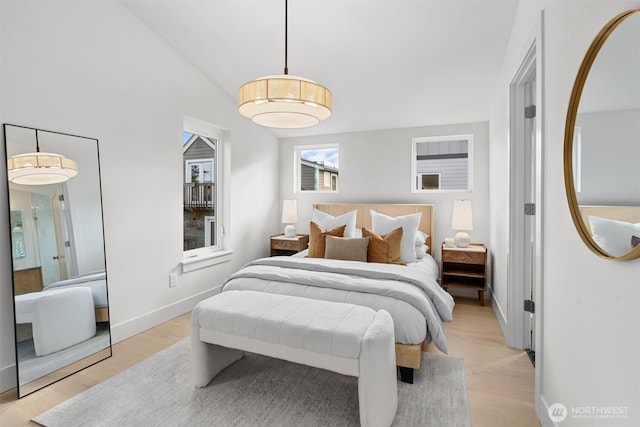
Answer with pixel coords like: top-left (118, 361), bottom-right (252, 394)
top-left (42, 270), bottom-right (109, 322)
top-left (221, 203), bottom-right (454, 381)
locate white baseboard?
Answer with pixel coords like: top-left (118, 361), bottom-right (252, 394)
top-left (490, 289), bottom-right (511, 345)
top-left (110, 285), bottom-right (222, 344)
top-left (0, 363), bottom-right (16, 393)
top-left (539, 394), bottom-right (555, 427)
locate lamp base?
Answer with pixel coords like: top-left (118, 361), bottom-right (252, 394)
top-left (454, 231), bottom-right (470, 248)
top-left (283, 224), bottom-right (296, 238)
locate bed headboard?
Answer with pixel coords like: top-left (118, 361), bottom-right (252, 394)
top-left (579, 205), bottom-right (640, 232)
top-left (313, 203), bottom-right (435, 255)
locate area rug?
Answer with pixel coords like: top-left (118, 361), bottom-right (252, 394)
top-left (34, 338), bottom-right (471, 427)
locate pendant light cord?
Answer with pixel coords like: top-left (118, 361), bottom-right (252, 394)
top-left (35, 129), bottom-right (41, 153)
top-left (284, 0), bottom-right (288, 75)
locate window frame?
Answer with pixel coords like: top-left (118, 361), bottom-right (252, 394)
top-left (294, 143), bottom-right (340, 194)
top-left (182, 116), bottom-right (227, 265)
top-left (416, 172), bottom-right (442, 190)
top-left (411, 134), bottom-right (474, 193)
top-left (185, 158), bottom-right (214, 184)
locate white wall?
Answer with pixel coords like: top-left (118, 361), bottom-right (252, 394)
top-left (0, 1), bottom-right (279, 392)
top-left (279, 121), bottom-right (490, 265)
top-left (490, 1), bottom-right (640, 425)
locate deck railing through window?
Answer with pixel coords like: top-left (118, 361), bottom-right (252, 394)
top-left (184, 182), bottom-right (214, 209)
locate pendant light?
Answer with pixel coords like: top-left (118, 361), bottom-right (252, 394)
top-left (238, 0), bottom-right (332, 128)
top-left (7, 129), bottom-right (78, 185)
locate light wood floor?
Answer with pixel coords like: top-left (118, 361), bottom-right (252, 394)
top-left (0, 293), bottom-right (540, 426)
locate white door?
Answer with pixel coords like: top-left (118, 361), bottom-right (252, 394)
top-left (50, 188), bottom-right (77, 279)
top-left (508, 43), bottom-right (540, 363)
top-left (32, 192), bottom-right (60, 285)
top-left (523, 78), bottom-right (537, 359)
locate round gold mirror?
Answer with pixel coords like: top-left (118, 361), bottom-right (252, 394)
top-left (564, 9), bottom-right (640, 260)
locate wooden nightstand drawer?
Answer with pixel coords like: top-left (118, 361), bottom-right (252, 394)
top-left (271, 239), bottom-right (302, 251)
top-left (442, 249), bottom-right (486, 265)
top-left (270, 234), bottom-right (309, 256)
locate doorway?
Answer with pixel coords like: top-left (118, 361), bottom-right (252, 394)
top-left (508, 42), bottom-right (543, 365)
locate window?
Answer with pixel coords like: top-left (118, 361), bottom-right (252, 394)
top-left (183, 117), bottom-right (222, 258)
top-left (411, 134), bottom-right (473, 192)
top-left (417, 173), bottom-right (441, 190)
top-left (295, 144), bottom-right (339, 192)
top-left (573, 126), bottom-right (581, 193)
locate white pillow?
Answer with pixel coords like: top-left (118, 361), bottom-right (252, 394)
top-left (588, 215), bottom-right (640, 257)
top-left (415, 230), bottom-right (429, 246)
top-left (415, 244), bottom-right (430, 259)
top-left (312, 209), bottom-right (358, 238)
top-left (370, 210), bottom-right (422, 262)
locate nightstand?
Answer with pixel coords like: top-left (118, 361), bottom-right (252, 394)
top-left (270, 234), bottom-right (309, 256)
top-left (441, 243), bottom-right (488, 305)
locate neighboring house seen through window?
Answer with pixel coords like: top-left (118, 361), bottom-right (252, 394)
top-left (183, 127), bottom-right (219, 254)
top-left (295, 144), bottom-right (339, 192)
top-left (412, 134), bottom-right (473, 192)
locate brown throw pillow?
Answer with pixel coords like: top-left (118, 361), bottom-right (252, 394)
top-left (308, 222), bottom-right (347, 258)
top-left (363, 227), bottom-right (406, 265)
top-left (324, 235), bottom-right (370, 262)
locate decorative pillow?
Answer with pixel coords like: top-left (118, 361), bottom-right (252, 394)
top-left (370, 210), bottom-right (422, 262)
top-left (588, 215), bottom-right (640, 257)
top-left (311, 209), bottom-right (358, 238)
top-left (308, 222), bottom-right (347, 258)
top-left (632, 235), bottom-right (640, 248)
top-left (415, 230), bottom-right (429, 247)
top-left (324, 236), bottom-right (370, 262)
top-left (362, 227), bottom-right (405, 265)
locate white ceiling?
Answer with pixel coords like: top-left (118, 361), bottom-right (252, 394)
top-left (120, 0), bottom-right (519, 137)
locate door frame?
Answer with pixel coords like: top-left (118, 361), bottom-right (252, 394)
top-left (509, 44), bottom-right (537, 351)
top-left (507, 11), bottom-right (545, 420)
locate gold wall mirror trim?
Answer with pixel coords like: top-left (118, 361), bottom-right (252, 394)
top-left (564, 9), bottom-right (640, 261)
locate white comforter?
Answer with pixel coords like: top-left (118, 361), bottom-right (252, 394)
top-left (221, 256), bottom-right (454, 353)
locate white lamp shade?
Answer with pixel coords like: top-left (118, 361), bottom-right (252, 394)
top-left (451, 200), bottom-right (473, 231)
top-left (281, 200), bottom-right (298, 223)
top-left (8, 152), bottom-right (78, 185)
top-left (238, 75), bottom-right (332, 129)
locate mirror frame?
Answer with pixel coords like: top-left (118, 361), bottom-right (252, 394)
top-left (3, 123), bottom-right (112, 397)
top-left (563, 9), bottom-right (640, 261)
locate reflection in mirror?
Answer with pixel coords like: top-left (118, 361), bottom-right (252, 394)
top-left (3, 124), bottom-right (111, 397)
top-left (412, 134), bottom-right (473, 192)
top-left (564, 9), bottom-right (640, 260)
top-left (10, 211), bottom-right (26, 259)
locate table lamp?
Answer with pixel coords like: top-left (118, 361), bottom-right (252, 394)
top-left (451, 199), bottom-right (473, 248)
top-left (282, 200), bottom-right (298, 237)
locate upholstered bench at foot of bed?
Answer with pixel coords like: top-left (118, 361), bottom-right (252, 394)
top-left (15, 287), bottom-right (96, 356)
top-left (191, 290), bottom-right (398, 427)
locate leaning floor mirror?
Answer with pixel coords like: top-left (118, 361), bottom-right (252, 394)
top-left (3, 124), bottom-right (111, 397)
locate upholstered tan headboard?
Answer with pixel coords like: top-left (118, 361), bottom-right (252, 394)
top-left (579, 205), bottom-right (640, 232)
top-left (313, 203), bottom-right (435, 255)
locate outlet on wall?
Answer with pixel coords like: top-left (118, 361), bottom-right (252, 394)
top-left (169, 273), bottom-right (177, 288)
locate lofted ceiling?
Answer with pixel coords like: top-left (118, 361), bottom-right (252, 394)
top-left (121, 0), bottom-right (519, 137)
